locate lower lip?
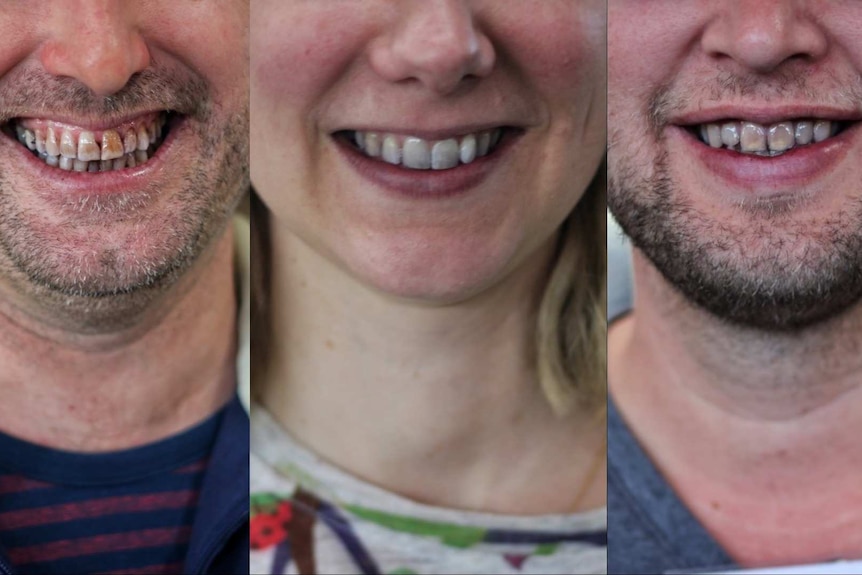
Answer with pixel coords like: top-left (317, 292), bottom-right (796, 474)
top-left (0, 118), bottom-right (182, 201)
top-left (672, 123), bottom-right (859, 191)
top-left (335, 133), bottom-right (519, 199)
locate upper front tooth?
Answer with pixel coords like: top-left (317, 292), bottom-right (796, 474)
top-left (721, 123), bottom-right (740, 147)
top-left (364, 133), bottom-right (381, 157)
top-left (431, 139), bottom-right (460, 170)
top-left (46, 127), bottom-right (60, 156)
top-left (123, 130), bottom-right (138, 154)
top-left (795, 121), bottom-right (814, 145)
top-left (402, 137), bottom-right (431, 170)
top-left (813, 120), bottom-right (832, 143)
top-left (60, 129), bottom-right (77, 158)
top-left (101, 130), bottom-right (124, 161)
top-left (768, 122), bottom-right (795, 152)
top-left (460, 134), bottom-right (477, 164)
top-left (477, 132), bottom-right (491, 157)
top-left (740, 122), bottom-right (767, 152)
top-left (706, 124), bottom-right (722, 148)
top-left (77, 131), bottom-right (100, 161)
top-left (382, 135), bottom-right (401, 165)
top-left (136, 125), bottom-right (150, 151)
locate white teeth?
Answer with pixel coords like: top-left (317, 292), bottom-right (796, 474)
top-left (698, 118), bottom-right (842, 156)
top-left (813, 120), bottom-right (832, 143)
top-left (460, 134), bottom-right (477, 164)
top-left (11, 115), bottom-right (166, 172)
top-left (381, 135), bottom-right (401, 165)
top-left (721, 123), bottom-right (740, 147)
top-left (795, 121), bottom-right (814, 145)
top-left (402, 137), bottom-right (431, 170)
top-left (431, 139), bottom-right (460, 170)
top-left (352, 128), bottom-right (506, 171)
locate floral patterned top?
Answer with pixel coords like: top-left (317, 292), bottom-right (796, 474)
top-left (251, 407), bottom-right (607, 575)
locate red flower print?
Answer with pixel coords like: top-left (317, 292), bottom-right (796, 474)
top-left (250, 512), bottom-right (288, 550)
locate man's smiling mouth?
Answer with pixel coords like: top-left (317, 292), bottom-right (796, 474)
top-left (691, 118), bottom-right (848, 157)
top-left (2, 112), bottom-right (173, 173)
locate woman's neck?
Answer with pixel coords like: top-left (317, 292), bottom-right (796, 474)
top-left (259, 226), bottom-right (606, 514)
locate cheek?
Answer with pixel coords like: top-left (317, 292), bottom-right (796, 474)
top-left (251, 5), bottom-right (363, 107)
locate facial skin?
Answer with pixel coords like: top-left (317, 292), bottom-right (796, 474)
top-left (608, 0), bottom-right (862, 330)
top-left (0, 0), bottom-right (249, 333)
top-left (252, 0), bottom-right (606, 303)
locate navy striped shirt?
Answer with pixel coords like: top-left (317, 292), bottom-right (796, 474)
top-left (0, 408), bottom-right (223, 574)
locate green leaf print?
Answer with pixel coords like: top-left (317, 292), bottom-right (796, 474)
top-left (534, 543), bottom-right (559, 556)
top-left (345, 504), bottom-right (487, 549)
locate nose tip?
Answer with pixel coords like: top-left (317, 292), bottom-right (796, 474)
top-left (369, 1), bottom-right (495, 95)
top-left (701, 1), bottom-right (828, 74)
top-left (40, 4), bottom-right (150, 97)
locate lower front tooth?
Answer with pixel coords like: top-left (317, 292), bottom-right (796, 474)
top-left (59, 156), bottom-right (73, 171)
top-left (768, 122), bottom-right (795, 153)
top-left (46, 155), bottom-right (59, 167)
top-left (382, 135), bottom-right (401, 165)
top-left (88, 162), bottom-right (99, 173)
top-left (403, 138), bottom-right (431, 170)
top-left (740, 122), bottom-right (767, 153)
top-left (113, 157), bottom-right (126, 170)
top-left (135, 150), bottom-right (148, 164)
top-left (73, 159), bottom-right (88, 172)
top-left (431, 139), bottom-right (459, 170)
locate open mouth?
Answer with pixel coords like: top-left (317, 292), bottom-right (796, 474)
top-left (687, 118), bottom-right (853, 157)
top-left (1, 112), bottom-right (176, 173)
top-left (336, 127), bottom-right (515, 171)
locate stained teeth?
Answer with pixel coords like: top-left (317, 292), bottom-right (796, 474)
top-left (46, 127), bottom-right (60, 156)
top-left (101, 130), bottom-right (124, 160)
top-left (364, 133), bottom-right (381, 157)
top-left (767, 122), bottom-right (795, 153)
top-left (11, 115), bottom-right (166, 172)
top-left (136, 124), bottom-right (150, 151)
top-left (77, 131), bottom-right (100, 161)
top-left (352, 128), bottom-right (506, 170)
top-left (698, 118), bottom-right (842, 156)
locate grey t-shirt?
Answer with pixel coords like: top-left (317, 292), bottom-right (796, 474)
top-left (607, 215), bottom-right (736, 574)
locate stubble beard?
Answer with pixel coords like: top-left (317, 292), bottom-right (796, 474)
top-left (0, 66), bottom-right (249, 332)
top-left (609, 121), bottom-right (862, 333)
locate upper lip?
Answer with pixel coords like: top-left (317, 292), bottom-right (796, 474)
top-left (2, 109), bottom-right (174, 131)
top-left (672, 105), bottom-right (862, 126)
